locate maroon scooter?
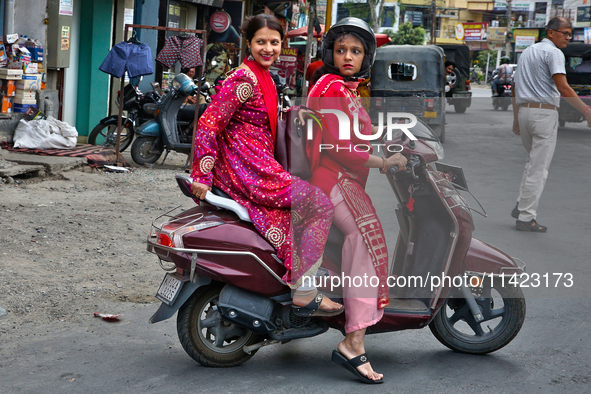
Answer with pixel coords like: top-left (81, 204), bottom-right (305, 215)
top-left (147, 119), bottom-right (526, 367)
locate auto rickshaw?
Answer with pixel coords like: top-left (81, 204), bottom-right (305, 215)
top-left (558, 43), bottom-right (591, 127)
top-left (370, 45), bottom-right (446, 142)
top-left (437, 44), bottom-right (473, 113)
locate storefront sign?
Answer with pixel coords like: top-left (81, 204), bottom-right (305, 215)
top-left (487, 27), bottom-right (507, 42)
top-left (455, 23), bottom-right (465, 40)
top-left (466, 42), bottom-right (489, 50)
top-left (577, 7), bottom-right (591, 23)
top-left (494, 1), bottom-right (531, 11)
top-left (462, 23), bottom-right (487, 41)
top-left (210, 11), bottom-right (232, 33)
top-left (405, 11), bottom-right (423, 27)
top-left (515, 35), bottom-right (536, 51)
top-left (270, 48), bottom-right (298, 89)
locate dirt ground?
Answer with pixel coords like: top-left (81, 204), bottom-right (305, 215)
top-left (0, 151), bottom-right (192, 343)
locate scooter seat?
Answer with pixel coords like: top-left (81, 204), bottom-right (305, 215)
top-left (205, 190), bottom-right (251, 222)
top-left (174, 175), bottom-right (251, 222)
top-left (211, 187), bottom-right (231, 199)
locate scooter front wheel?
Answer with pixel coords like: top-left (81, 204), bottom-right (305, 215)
top-left (177, 284), bottom-right (263, 367)
top-left (130, 136), bottom-right (162, 165)
top-left (429, 279), bottom-right (525, 354)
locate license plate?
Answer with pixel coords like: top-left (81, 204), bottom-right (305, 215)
top-left (156, 274), bottom-right (183, 305)
top-left (453, 94), bottom-right (468, 98)
top-left (424, 111), bottom-right (437, 118)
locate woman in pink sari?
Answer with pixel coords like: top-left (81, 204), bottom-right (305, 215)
top-left (307, 18), bottom-right (407, 383)
top-left (190, 14), bottom-right (342, 315)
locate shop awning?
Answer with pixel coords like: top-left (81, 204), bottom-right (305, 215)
top-left (287, 25), bottom-right (325, 38)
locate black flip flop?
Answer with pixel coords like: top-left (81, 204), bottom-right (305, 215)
top-left (516, 219), bottom-right (547, 232)
top-left (331, 350), bottom-right (384, 384)
top-left (292, 293), bottom-right (344, 317)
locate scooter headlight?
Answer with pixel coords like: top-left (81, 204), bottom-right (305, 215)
top-left (171, 79), bottom-right (183, 91)
top-left (425, 140), bottom-right (444, 160)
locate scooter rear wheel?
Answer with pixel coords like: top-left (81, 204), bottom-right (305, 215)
top-left (177, 284), bottom-right (263, 367)
top-left (88, 121), bottom-right (134, 152)
top-left (429, 279), bottom-right (525, 354)
top-left (130, 136), bottom-right (162, 165)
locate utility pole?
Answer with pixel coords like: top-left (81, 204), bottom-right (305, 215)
top-left (504, 0), bottom-right (512, 58)
top-left (431, 0), bottom-right (437, 44)
top-left (302, 0), bottom-right (316, 98)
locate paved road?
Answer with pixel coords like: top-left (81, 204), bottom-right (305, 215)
top-left (2, 97), bottom-right (591, 393)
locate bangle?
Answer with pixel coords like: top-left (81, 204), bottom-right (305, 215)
top-left (584, 106), bottom-right (591, 115)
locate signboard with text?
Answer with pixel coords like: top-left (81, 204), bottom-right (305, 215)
top-left (462, 23), bottom-right (488, 41)
top-left (494, 1), bottom-right (531, 11)
top-left (270, 48), bottom-right (298, 89)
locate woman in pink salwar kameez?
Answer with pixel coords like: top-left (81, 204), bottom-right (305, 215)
top-left (190, 14), bottom-right (343, 315)
top-left (307, 18), bottom-right (407, 383)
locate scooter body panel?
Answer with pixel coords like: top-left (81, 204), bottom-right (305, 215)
top-left (464, 237), bottom-right (522, 274)
top-left (151, 205), bottom-right (288, 297)
top-left (136, 119), bottom-right (161, 137)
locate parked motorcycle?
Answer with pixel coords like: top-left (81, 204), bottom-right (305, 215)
top-left (492, 82), bottom-right (512, 111)
top-left (88, 82), bottom-right (161, 152)
top-left (130, 74), bottom-right (210, 166)
top-left (145, 118), bottom-right (526, 368)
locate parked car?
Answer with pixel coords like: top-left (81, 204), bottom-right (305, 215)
top-left (371, 45), bottom-right (447, 142)
top-left (438, 44), bottom-right (472, 113)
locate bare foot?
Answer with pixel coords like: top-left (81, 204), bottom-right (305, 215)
top-left (337, 340), bottom-right (383, 382)
top-left (292, 293), bottom-right (342, 312)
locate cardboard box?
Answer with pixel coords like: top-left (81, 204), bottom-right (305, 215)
top-left (15, 89), bottom-right (35, 99)
top-left (13, 103), bottom-right (34, 113)
top-left (0, 43), bottom-right (7, 63)
top-left (0, 68), bottom-right (23, 80)
top-left (0, 79), bottom-right (16, 96)
top-left (16, 47), bottom-right (31, 64)
top-left (15, 74), bottom-right (42, 90)
top-left (0, 96), bottom-right (13, 113)
top-left (14, 97), bottom-right (36, 105)
top-left (8, 61), bottom-right (24, 70)
top-left (23, 62), bottom-right (37, 74)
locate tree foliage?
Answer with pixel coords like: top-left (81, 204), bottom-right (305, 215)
top-left (384, 22), bottom-right (426, 45)
top-left (476, 50), bottom-right (498, 69)
top-left (341, 0), bottom-right (385, 33)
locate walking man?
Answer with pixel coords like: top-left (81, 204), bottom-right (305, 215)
top-left (512, 17), bottom-right (591, 232)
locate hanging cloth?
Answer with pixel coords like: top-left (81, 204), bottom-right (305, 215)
top-left (156, 35), bottom-right (203, 68)
top-left (99, 41), bottom-right (153, 78)
top-left (243, 56), bottom-right (278, 142)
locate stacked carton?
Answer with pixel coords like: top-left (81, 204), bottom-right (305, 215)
top-left (0, 34), bottom-right (44, 113)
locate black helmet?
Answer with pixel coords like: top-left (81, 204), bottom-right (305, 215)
top-left (500, 56), bottom-right (510, 64)
top-left (321, 17), bottom-right (377, 81)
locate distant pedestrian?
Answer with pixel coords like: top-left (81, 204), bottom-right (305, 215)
top-left (512, 17), bottom-right (591, 232)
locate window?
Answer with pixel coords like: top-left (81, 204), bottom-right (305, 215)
top-left (388, 63), bottom-right (418, 81)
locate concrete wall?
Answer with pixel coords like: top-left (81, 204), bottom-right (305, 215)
top-left (63, 0), bottom-right (81, 127)
top-left (13, 0), bottom-right (47, 44)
